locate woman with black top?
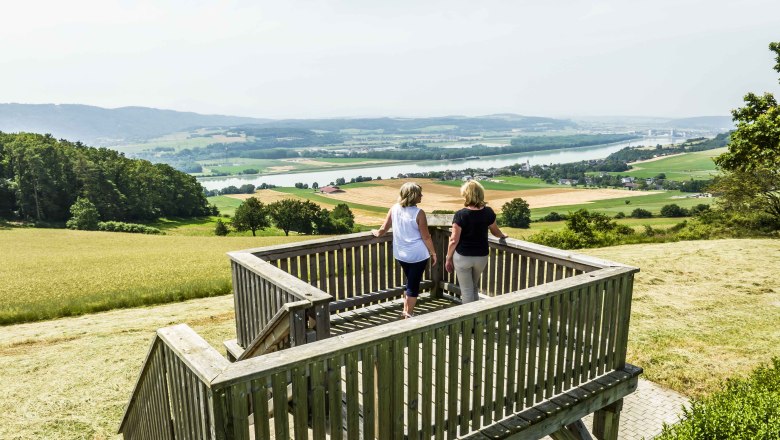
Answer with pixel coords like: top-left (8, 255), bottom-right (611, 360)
top-left (444, 180), bottom-right (508, 303)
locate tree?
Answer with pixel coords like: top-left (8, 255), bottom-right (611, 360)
top-left (66, 197), bottom-right (100, 230)
top-left (331, 203), bottom-right (355, 229)
top-left (214, 218), bottom-right (229, 236)
top-left (335, 177), bottom-right (346, 186)
top-left (268, 199), bottom-right (321, 236)
top-left (630, 208), bottom-right (653, 219)
top-left (231, 197), bottom-right (269, 236)
top-left (712, 42), bottom-right (780, 223)
top-left (312, 182), bottom-right (319, 190)
top-left (501, 198), bottom-right (531, 228)
top-left (660, 204), bottom-right (689, 218)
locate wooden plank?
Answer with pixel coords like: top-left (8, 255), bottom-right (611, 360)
top-left (536, 296), bottom-right (550, 402)
top-left (328, 356), bottom-right (343, 440)
top-left (435, 327), bottom-right (447, 440)
top-left (471, 315), bottom-right (485, 431)
top-left (336, 248), bottom-right (346, 301)
top-left (371, 242), bottom-right (379, 294)
top-left (483, 312), bottom-right (497, 427)
top-left (318, 252), bottom-right (327, 292)
top-left (460, 319), bottom-right (474, 436)
top-left (447, 323), bottom-right (460, 438)
top-left (549, 293), bottom-right (562, 396)
top-left (271, 372), bottom-right (289, 440)
top-left (354, 245), bottom-right (364, 298)
top-left (328, 281), bottom-right (433, 313)
top-left (495, 309), bottom-right (508, 421)
top-left (614, 274), bottom-right (635, 369)
top-left (377, 341), bottom-right (392, 440)
top-left (606, 277), bottom-right (622, 372)
top-left (598, 279), bottom-right (615, 376)
top-left (345, 352), bottom-right (360, 439)
top-left (574, 287), bottom-right (587, 387)
top-left (345, 247), bottom-right (355, 299)
top-left (519, 255), bottom-right (528, 290)
top-left (590, 281), bottom-right (604, 380)
top-left (556, 291), bottom-right (568, 395)
top-left (361, 347), bottom-right (376, 440)
top-left (545, 261), bottom-right (554, 285)
top-left (392, 338), bottom-right (405, 439)
top-left (565, 289), bottom-right (578, 390)
top-left (505, 306), bottom-right (519, 416)
top-left (536, 260), bottom-right (546, 287)
top-left (378, 241), bottom-right (388, 292)
top-left (408, 334), bottom-right (421, 440)
top-left (525, 300), bottom-right (539, 407)
top-left (311, 362), bottom-right (327, 440)
top-left (421, 332), bottom-right (434, 439)
top-left (327, 250), bottom-right (337, 298)
top-left (251, 378), bottom-right (271, 440)
top-left (515, 303), bottom-right (529, 413)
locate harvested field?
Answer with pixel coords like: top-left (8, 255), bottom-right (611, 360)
top-left (319, 178), bottom-right (657, 212)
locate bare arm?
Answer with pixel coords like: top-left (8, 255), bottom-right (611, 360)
top-left (373, 208), bottom-right (393, 237)
top-left (416, 210), bottom-right (438, 266)
top-left (445, 223), bottom-right (462, 273)
top-left (489, 221), bottom-right (508, 239)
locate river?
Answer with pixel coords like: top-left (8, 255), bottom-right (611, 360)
top-left (198, 136), bottom-right (684, 190)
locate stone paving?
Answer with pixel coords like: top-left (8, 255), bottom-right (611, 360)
top-left (545, 379), bottom-right (690, 440)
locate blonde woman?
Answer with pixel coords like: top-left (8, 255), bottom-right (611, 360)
top-left (445, 180), bottom-right (508, 303)
top-left (374, 182), bottom-right (437, 318)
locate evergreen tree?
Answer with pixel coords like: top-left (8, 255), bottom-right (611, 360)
top-left (214, 219), bottom-right (229, 236)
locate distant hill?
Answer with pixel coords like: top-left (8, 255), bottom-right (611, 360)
top-left (666, 116), bottom-right (734, 131)
top-left (0, 103), bottom-right (268, 145)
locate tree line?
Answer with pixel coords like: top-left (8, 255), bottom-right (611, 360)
top-left (220, 197), bottom-right (355, 236)
top-left (0, 132), bottom-right (213, 223)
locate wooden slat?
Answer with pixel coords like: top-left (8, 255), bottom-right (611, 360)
top-left (336, 248), bottom-right (345, 301)
top-left (525, 300), bottom-right (538, 407)
top-left (536, 296), bottom-right (549, 402)
top-left (494, 309), bottom-right (508, 421)
top-left (599, 279), bottom-right (615, 376)
top-left (549, 293), bottom-right (562, 396)
top-left (590, 280), bottom-right (605, 379)
top-left (310, 361), bottom-right (327, 440)
top-left (459, 319), bottom-right (473, 436)
top-left (421, 332), bottom-right (434, 439)
top-left (272, 372), bottom-right (289, 440)
top-left (447, 323), bottom-right (460, 438)
top-left (327, 250), bottom-right (337, 298)
top-left (408, 333), bottom-right (421, 440)
top-left (328, 356), bottom-right (343, 440)
top-left (251, 378), bottom-right (270, 440)
top-left (392, 338), bottom-right (405, 439)
top-left (434, 327), bottom-right (447, 439)
top-left (345, 247), bottom-right (354, 299)
top-left (565, 289), bottom-right (578, 390)
top-left (471, 315), bottom-right (485, 431)
top-left (345, 352), bottom-right (360, 439)
top-left (505, 306), bottom-right (519, 416)
top-left (361, 347), bottom-right (376, 440)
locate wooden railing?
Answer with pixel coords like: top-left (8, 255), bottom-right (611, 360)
top-left (118, 325), bottom-right (229, 440)
top-left (120, 263), bottom-right (638, 439)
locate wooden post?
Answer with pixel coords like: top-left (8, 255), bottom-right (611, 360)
top-left (593, 399), bottom-right (623, 440)
top-left (430, 226), bottom-right (446, 299)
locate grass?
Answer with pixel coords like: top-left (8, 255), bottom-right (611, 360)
top-left (0, 228), bottom-right (316, 325)
top-left (530, 191), bottom-right (714, 219)
top-left (435, 176), bottom-right (555, 191)
top-left (273, 187), bottom-right (388, 214)
top-left (1, 238), bottom-right (777, 439)
top-left (604, 148), bottom-right (726, 180)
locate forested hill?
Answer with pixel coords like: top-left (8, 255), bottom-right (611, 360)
top-left (0, 132), bottom-right (212, 222)
top-left (0, 104), bottom-right (268, 145)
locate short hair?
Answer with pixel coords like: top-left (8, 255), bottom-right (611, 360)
top-left (460, 180), bottom-right (486, 208)
top-left (398, 182), bottom-right (422, 207)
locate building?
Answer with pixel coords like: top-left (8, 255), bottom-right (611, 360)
top-left (318, 185), bottom-right (344, 194)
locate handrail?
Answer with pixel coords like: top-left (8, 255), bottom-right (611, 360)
top-left (214, 265), bottom-right (636, 386)
top-left (118, 325), bottom-right (229, 437)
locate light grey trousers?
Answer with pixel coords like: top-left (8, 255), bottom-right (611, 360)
top-left (453, 252), bottom-right (488, 303)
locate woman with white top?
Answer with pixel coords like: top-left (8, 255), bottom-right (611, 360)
top-left (374, 182), bottom-right (438, 318)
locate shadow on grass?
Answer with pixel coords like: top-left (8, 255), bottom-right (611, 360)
top-left (145, 216), bottom-right (218, 232)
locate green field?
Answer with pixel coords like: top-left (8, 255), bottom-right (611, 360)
top-left (274, 186), bottom-right (388, 213)
top-left (609, 147), bottom-right (726, 180)
top-left (115, 131), bottom-right (246, 154)
top-left (0, 228), bottom-right (315, 325)
top-left (436, 176), bottom-right (555, 191)
top-left (530, 191), bottom-right (714, 219)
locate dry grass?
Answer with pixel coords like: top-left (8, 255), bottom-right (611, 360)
top-left (0, 238), bottom-right (778, 438)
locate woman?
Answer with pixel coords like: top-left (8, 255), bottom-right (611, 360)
top-left (445, 180), bottom-right (508, 303)
top-left (374, 182), bottom-right (437, 318)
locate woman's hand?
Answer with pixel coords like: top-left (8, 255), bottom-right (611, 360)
top-left (372, 229), bottom-right (382, 237)
top-left (445, 257), bottom-right (454, 273)
top-left (430, 253), bottom-right (438, 267)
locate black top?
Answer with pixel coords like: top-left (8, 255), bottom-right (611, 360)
top-left (453, 206), bottom-right (497, 256)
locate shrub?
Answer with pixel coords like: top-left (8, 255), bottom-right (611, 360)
top-left (614, 211), bottom-right (626, 219)
top-left (214, 219), bottom-right (229, 236)
top-left (661, 204), bottom-right (690, 218)
top-left (539, 211), bottom-right (567, 222)
top-left (432, 210), bottom-right (455, 214)
top-left (501, 198), bottom-right (531, 228)
top-left (631, 208), bottom-right (653, 218)
top-left (66, 197), bottom-right (100, 230)
top-left (97, 221), bottom-right (162, 234)
top-left (657, 358), bottom-right (780, 440)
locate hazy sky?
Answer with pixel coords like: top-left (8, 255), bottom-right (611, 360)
top-left (2, 0), bottom-right (779, 119)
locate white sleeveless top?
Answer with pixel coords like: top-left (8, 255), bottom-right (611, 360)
top-left (390, 204), bottom-right (429, 263)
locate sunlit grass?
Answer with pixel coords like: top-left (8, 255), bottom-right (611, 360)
top-left (0, 228), bottom-right (316, 324)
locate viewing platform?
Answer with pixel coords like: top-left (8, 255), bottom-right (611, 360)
top-left (119, 215), bottom-right (641, 440)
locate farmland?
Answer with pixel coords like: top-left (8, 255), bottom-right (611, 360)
top-left (613, 147), bottom-right (726, 180)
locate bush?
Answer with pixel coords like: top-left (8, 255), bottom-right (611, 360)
top-left (97, 221), bottom-right (162, 234)
top-left (432, 210), bottom-right (455, 214)
top-left (614, 211), bottom-right (626, 219)
top-left (661, 204), bottom-right (690, 218)
top-left (214, 219), bottom-right (229, 236)
top-left (66, 197), bottom-right (100, 230)
top-left (657, 358), bottom-right (780, 440)
top-left (501, 198), bottom-right (531, 228)
top-left (539, 211), bottom-right (567, 222)
top-left (631, 208), bottom-right (653, 218)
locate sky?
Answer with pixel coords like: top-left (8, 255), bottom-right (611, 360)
top-left (2, 0), bottom-right (779, 119)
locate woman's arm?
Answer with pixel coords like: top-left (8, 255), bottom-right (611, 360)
top-left (489, 221), bottom-right (508, 239)
top-left (373, 208), bottom-right (393, 237)
top-left (416, 210), bottom-right (437, 266)
top-left (445, 223), bottom-right (462, 273)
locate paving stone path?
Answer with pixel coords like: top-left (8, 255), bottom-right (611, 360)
top-left (546, 379), bottom-right (690, 440)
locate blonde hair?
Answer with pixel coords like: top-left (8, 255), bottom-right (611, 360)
top-left (398, 182), bottom-right (423, 207)
top-left (461, 180), bottom-right (486, 208)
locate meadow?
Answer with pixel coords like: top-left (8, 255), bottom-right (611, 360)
top-left (0, 228), bottom-right (315, 325)
top-left (1, 238), bottom-right (777, 439)
top-left (609, 147), bottom-right (726, 180)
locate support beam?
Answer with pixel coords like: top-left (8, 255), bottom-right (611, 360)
top-left (593, 399), bottom-right (623, 440)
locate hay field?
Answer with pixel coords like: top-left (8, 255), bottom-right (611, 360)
top-left (0, 228), bottom-right (315, 324)
top-left (1, 238), bottom-right (778, 439)
top-left (238, 178), bottom-right (658, 225)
